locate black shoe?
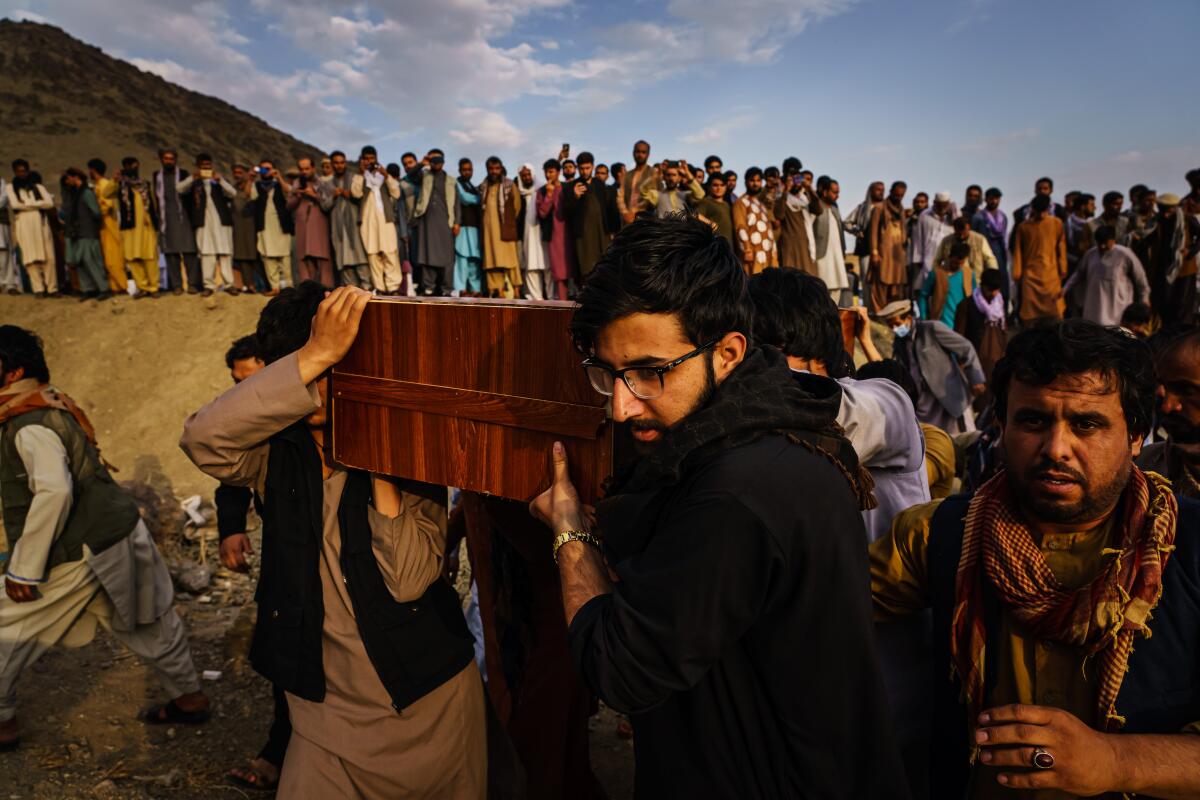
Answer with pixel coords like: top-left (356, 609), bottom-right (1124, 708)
top-left (96, 291), bottom-right (112, 301)
top-left (201, 289), bottom-right (213, 297)
top-left (186, 288), bottom-right (200, 295)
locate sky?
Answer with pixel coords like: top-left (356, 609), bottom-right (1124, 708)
top-left (4, 0), bottom-right (1200, 211)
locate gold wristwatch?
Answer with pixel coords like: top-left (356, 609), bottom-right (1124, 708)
top-left (552, 530), bottom-right (602, 562)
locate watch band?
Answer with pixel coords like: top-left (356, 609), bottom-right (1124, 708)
top-left (552, 529), bottom-right (602, 562)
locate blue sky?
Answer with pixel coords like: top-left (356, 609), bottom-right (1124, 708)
top-left (5, 0), bottom-right (1199, 212)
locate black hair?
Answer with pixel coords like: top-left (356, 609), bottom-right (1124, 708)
top-left (360, 145), bottom-right (377, 158)
top-left (891, 180), bottom-right (907, 191)
top-left (634, 139), bottom-right (650, 150)
top-left (224, 334), bottom-right (260, 369)
top-left (543, 158), bottom-right (561, 171)
top-left (386, 163), bottom-right (401, 178)
top-left (1094, 225), bottom-right (1117, 244)
top-left (992, 319), bottom-right (1156, 439)
top-left (158, 147), bottom-right (177, 158)
top-left (255, 282), bottom-right (329, 365)
top-left (1031, 194), bottom-right (1051, 212)
top-left (576, 152), bottom-right (595, 166)
top-left (11, 159), bottom-right (29, 171)
top-left (856, 359), bottom-right (919, 408)
top-left (949, 242), bottom-right (971, 260)
top-left (330, 150), bottom-right (346, 160)
top-left (985, 186), bottom-right (1002, 199)
top-left (1120, 302), bottom-right (1152, 328)
top-left (705, 174), bottom-right (726, 191)
top-left (914, 191), bottom-right (928, 201)
top-left (953, 216), bottom-right (971, 231)
top-left (966, 184), bottom-right (983, 194)
top-left (563, 159), bottom-right (576, 168)
top-left (0, 325), bottom-right (51, 383)
top-left (723, 170), bottom-right (737, 181)
top-left (704, 155), bottom-right (722, 168)
top-left (570, 216), bottom-right (750, 355)
top-left (981, 269), bottom-right (1004, 291)
top-left (428, 148), bottom-right (445, 158)
top-left (744, 166), bottom-right (763, 181)
top-left (458, 157), bottom-right (473, 168)
top-left (1036, 176), bottom-right (1054, 190)
top-left (401, 151), bottom-right (417, 161)
top-left (484, 156), bottom-right (502, 169)
top-left (121, 156), bottom-right (138, 168)
top-left (611, 161), bottom-right (626, 175)
top-left (196, 152), bottom-right (213, 164)
top-left (596, 163), bottom-right (609, 172)
top-left (1129, 183), bottom-right (1148, 202)
top-left (1102, 191), bottom-right (1123, 206)
top-left (816, 175), bottom-right (835, 193)
top-left (764, 166), bottom-right (781, 179)
top-left (87, 158), bottom-right (107, 175)
top-left (781, 156), bottom-right (802, 176)
top-left (259, 157), bottom-right (274, 167)
top-left (747, 268), bottom-right (850, 378)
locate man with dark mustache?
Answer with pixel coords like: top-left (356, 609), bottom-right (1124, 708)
top-left (871, 320), bottom-right (1200, 799)
top-left (1139, 328), bottom-right (1200, 498)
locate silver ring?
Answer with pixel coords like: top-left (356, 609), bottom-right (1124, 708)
top-left (1031, 747), bottom-right (1055, 770)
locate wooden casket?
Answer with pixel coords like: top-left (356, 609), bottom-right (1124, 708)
top-left (329, 297), bottom-right (613, 504)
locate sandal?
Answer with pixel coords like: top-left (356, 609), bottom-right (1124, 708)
top-left (140, 699), bottom-right (211, 726)
top-left (227, 760), bottom-right (280, 791)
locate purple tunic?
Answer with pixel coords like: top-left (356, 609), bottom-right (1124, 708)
top-left (535, 185), bottom-right (576, 283)
top-left (288, 190), bottom-right (332, 262)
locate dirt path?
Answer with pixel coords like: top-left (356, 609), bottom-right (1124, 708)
top-left (0, 292), bottom-right (634, 798)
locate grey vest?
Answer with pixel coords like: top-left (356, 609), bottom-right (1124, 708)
top-left (0, 408), bottom-right (140, 574)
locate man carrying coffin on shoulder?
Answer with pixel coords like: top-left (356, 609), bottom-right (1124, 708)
top-left (180, 283), bottom-right (486, 798)
top-left (529, 216), bottom-right (908, 799)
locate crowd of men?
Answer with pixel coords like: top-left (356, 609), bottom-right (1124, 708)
top-left (3, 141), bottom-right (1200, 800)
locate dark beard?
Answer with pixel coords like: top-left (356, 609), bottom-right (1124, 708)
top-left (1009, 457), bottom-right (1131, 525)
top-left (625, 357), bottom-right (717, 455)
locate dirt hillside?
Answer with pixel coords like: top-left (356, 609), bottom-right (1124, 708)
top-left (0, 20), bottom-right (323, 179)
top-left (1, 292), bottom-right (268, 502)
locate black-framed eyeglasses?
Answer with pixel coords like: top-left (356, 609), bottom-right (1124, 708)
top-left (582, 340), bottom-right (718, 400)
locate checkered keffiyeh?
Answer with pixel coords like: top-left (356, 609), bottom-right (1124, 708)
top-left (951, 467), bottom-right (1177, 742)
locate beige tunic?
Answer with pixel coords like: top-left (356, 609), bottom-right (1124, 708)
top-left (254, 185), bottom-right (293, 259)
top-left (178, 354), bottom-right (486, 798)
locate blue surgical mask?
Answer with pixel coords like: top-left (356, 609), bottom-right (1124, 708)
top-left (893, 324), bottom-right (911, 338)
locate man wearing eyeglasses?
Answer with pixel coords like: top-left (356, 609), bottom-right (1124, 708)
top-left (529, 216), bottom-right (908, 799)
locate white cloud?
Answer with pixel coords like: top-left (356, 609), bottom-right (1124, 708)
top-left (448, 107), bottom-right (526, 149)
top-left (0, 0), bottom-right (857, 159)
top-left (679, 114), bottom-right (754, 146)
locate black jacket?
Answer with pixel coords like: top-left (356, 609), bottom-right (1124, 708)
top-left (250, 422), bottom-right (473, 709)
top-left (574, 430), bottom-right (908, 799)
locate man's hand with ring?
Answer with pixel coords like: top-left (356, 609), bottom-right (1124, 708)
top-left (975, 703), bottom-right (1120, 795)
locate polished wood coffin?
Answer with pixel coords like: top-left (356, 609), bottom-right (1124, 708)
top-left (330, 297), bottom-right (613, 503)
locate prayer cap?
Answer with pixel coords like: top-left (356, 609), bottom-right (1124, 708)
top-left (1157, 193), bottom-right (1181, 207)
top-left (934, 191), bottom-right (952, 203)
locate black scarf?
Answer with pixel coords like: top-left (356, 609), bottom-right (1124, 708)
top-left (457, 176), bottom-right (480, 197)
top-left (12, 175), bottom-right (38, 197)
top-left (598, 347), bottom-right (875, 559)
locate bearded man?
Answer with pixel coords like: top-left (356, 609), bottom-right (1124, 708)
top-left (529, 216), bottom-right (907, 798)
top-left (872, 320), bottom-right (1200, 799)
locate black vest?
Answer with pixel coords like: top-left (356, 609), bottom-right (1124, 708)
top-left (250, 423), bottom-right (474, 709)
top-left (928, 492), bottom-right (1200, 798)
top-left (253, 181), bottom-right (294, 235)
top-left (188, 180), bottom-right (234, 229)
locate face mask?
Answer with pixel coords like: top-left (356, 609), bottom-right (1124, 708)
top-left (893, 324), bottom-right (911, 339)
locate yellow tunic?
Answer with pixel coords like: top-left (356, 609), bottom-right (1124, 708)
top-left (120, 190), bottom-right (158, 262)
top-left (482, 182), bottom-right (521, 294)
top-left (94, 177), bottom-right (125, 273)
